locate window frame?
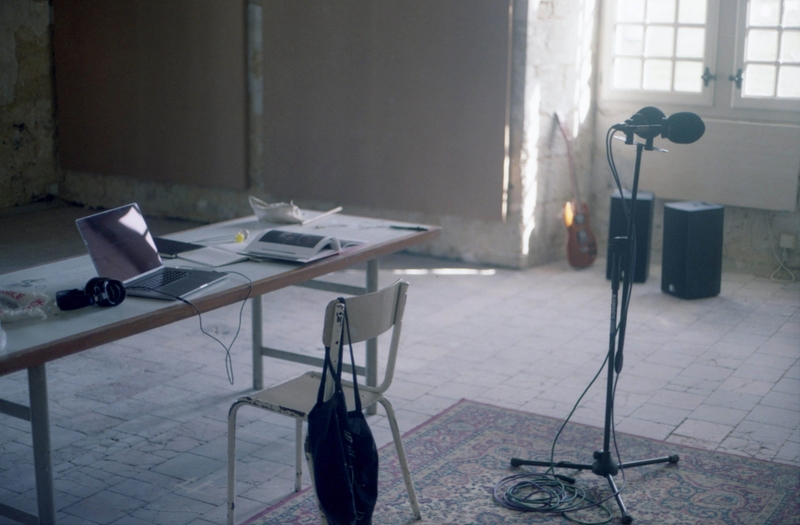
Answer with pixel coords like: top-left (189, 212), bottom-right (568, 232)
top-left (599, 0), bottom-right (720, 108)
top-left (730, 0), bottom-right (800, 112)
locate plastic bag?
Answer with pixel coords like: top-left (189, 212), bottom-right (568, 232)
top-left (248, 196), bottom-right (306, 224)
top-left (0, 285), bottom-right (53, 323)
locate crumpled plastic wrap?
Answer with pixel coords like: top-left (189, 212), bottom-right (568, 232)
top-left (249, 196), bottom-right (306, 224)
top-left (0, 281), bottom-right (53, 323)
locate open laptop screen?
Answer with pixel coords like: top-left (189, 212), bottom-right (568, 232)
top-left (76, 203), bottom-right (163, 282)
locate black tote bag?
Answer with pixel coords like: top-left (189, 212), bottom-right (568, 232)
top-left (306, 299), bottom-right (379, 525)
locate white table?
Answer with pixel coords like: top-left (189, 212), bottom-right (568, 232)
top-left (0, 212), bottom-right (439, 525)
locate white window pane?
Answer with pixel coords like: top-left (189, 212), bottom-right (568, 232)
top-left (678, 0), bottom-right (707, 24)
top-left (676, 27), bottom-right (705, 58)
top-left (617, 0), bottom-right (646, 23)
top-left (614, 58), bottom-right (643, 88)
top-left (674, 61), bottom-right (704, 92)
top-left (615, 25), bottom-right (645, 56)
top-left (647, 0), bottom-right (676, 23)
top-left (643, 59), bottom-right (673, 90)
top-left (749, 0), bottom-right (781, 26)
top-left (645, 26), bottom-right (675, 57)
top-left (744, 63), bottom-right (777, 96)
top-left (783, 0), bottom-right (800, 27)
top-left (781, 31), bottom-right (800, 62)
top-left (747, 29), bottom-right (780, 61)
top-left (777, 65), bottom-right (800, 96)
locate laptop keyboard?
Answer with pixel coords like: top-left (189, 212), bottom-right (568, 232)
top-left (132, 267), bottom-right (188, 290)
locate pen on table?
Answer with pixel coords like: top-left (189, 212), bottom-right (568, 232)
top-left (301, 206), bottom-right (343, 226)
top-left (390, 225), bottom-right (429, 231)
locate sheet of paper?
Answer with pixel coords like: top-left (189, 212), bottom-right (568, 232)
top-left (177, 247), bottom-right (248, 267)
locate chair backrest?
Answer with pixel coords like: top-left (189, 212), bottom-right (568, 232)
top-left (321, 280), bottom-right (409, 398)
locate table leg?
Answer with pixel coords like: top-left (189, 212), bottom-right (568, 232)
top-left (29, 364), bottom-right (55, 525)
top-left (366, 259), bottom-right (379, 415)
top-left (252, 296), bottom-right (264, 391)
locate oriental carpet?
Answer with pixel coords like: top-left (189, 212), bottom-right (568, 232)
top-left (243, 399), bottom-right (799, 525)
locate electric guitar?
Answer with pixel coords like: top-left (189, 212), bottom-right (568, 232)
top-left (555, 113), bottom-right (597, 269)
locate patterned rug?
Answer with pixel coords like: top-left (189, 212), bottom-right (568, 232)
top-left (242, 399), bottom-right (800, 525)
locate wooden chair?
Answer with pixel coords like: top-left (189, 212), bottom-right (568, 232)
top-left (226, 280), bottom-right (420, 524)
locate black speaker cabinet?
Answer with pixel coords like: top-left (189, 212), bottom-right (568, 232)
top-left (662, 201), bottom-right (723, 299)
top-left (606, 190), bottom-right (654, 283)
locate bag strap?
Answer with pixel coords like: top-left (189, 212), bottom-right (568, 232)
top-left (340, 299), bottom-right (363, 413)
top-left (315, 304), bottom-right (346, 404)
top-left (314, 298), bottom-right (363, 413)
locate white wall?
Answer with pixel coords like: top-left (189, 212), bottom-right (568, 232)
top-left (592, 108), bottom-right (800, 275)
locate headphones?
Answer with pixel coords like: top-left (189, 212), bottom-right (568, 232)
top-left (56, 277), bottom-right (127, 311)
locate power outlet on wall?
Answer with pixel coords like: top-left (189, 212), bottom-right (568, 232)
top-left (779, 233), bottom-right (798, 251)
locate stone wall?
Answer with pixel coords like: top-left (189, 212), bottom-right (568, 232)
top-left (0, 0), bottom-right (59, 208)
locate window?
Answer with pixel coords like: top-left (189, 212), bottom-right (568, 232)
top-left (733, 0), bottom-right (800, 109)
top-left (601, 0), bottom-right (800, 115)
top-left (611, 0), bottom-right (709, 94)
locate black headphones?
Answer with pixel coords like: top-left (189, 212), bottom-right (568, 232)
top-left (56, 277), bottom-right (127, 311)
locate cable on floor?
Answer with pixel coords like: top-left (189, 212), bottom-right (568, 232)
top-left (493, 348), bottom-right (622, 525)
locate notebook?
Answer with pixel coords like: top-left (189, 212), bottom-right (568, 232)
top-left (76, 203), bottom-right (227, 300)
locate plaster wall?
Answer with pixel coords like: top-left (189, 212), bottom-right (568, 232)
top-left (2, 0), bottom-right (795, 278)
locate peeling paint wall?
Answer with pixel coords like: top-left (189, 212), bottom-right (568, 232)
top-left (0, 0), bottom-right (59, 208)
top-left (649, 200), bottom-right (800, 278)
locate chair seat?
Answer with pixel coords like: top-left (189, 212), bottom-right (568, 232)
top-left (242, 371), bottom-right (383, 420)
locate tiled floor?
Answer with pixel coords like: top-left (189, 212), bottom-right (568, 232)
top-left (0, 202), bottom-right (798, 524)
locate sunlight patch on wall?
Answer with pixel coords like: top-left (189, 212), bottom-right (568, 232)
top-left (391, 268), bottom-right (497, 276)
top-left (521, 83), bottom-right (541, 256)
top-left (573, 0), bottom-right (596, 135)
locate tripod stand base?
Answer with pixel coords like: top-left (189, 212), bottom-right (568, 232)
top-left (508, 454), bottom-right (679, 524)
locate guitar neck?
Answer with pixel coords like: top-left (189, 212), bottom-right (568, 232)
top-left (555, 114), bottom-right (583, 205)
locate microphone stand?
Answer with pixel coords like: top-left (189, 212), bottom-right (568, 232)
top-left (510, 135), bottom-right (679, 525)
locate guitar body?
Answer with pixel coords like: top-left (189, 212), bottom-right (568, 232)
top-left (564, 201), bottom-right (597, 269)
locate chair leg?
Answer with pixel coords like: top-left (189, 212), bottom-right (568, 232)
top-left (294, 419), bottom-right (304, 492)
top-left (227, 400), bottom-right (247, 525)
top-left (378, 397), bottom-right (421, 520)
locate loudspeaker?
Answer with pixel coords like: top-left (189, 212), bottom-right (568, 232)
top-left (661, 201), bottom-right (723, 299)
top-left (606, 190), bottom-right (654, 283)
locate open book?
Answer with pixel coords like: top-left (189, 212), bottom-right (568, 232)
top-left (240, 230), bottom-right (363, 263)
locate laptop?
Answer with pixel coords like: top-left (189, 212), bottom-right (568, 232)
top-left (76, 203), bottom-right (227, 300)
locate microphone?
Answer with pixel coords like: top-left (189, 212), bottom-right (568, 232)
top-left (612, 106), bottom-right (705, 144)
top-left (611, 106), bottom-right (665, 139)
top-left (663, 111), bottom-right (705, 144)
